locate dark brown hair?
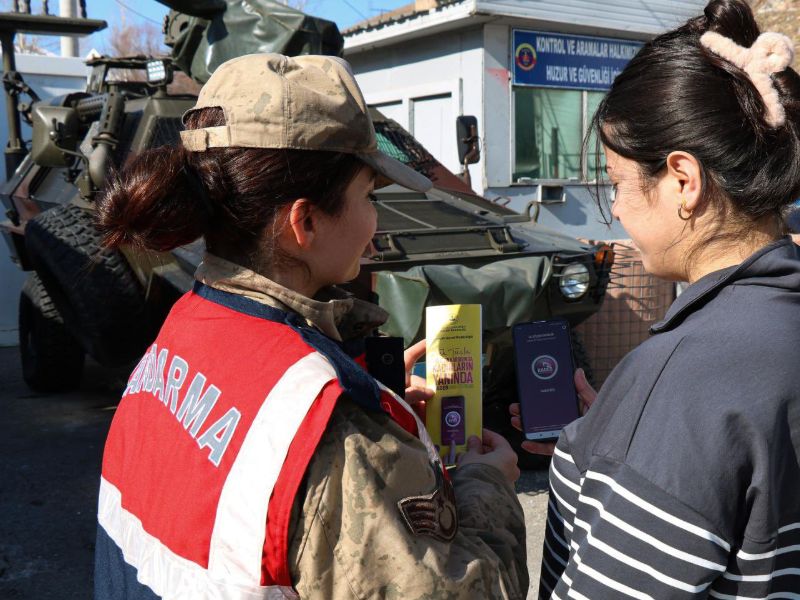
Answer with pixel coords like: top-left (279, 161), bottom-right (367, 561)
top-left (96, 107), bottom-right (364, 269)
top-left (590, 0), bottom-right (800, 222)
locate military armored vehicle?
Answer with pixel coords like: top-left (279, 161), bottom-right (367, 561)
top-left (0, 1), bottom-right (612, 463)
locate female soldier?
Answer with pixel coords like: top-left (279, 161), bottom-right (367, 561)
top-left (94, 54), bottom-right (527, 599)
top-left (512, 0), bottom-right (800, 597)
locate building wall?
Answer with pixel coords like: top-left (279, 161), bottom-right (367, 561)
top-left (347, 26), bottom-right (485, 184)
top-left (349, 22), bottom-right (631, 241)
top-left (0, 53), bottom-right (88, 346)
top-left (481, 2), bottom-right (701, 240)
top-left (482, 23), bottom-right (511, 191)
top-left (344, 1), bottom-right (707, 241)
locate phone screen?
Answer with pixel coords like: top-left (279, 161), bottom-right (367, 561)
top-left (513, 319), bottom-right (580, 439)
top-left (441, 395), bottom-right (466, 446)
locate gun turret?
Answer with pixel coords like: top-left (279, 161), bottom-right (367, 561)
top-left (158, 0), bottom-right (343, 84)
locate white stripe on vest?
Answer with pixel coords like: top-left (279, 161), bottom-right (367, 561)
top-left (98, 477), bottom-right (298, 599)
top-left (209, 352), bottom-right (336, 584)
top-left (97, 353), bottom-right (439, 599)
top-left (375, 381), bottom-right (444, 471)
top-left (98, 351), bottom-right (337, 599)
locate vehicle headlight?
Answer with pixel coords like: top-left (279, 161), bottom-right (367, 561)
top-left (559, 263), bottom-right (590, 299)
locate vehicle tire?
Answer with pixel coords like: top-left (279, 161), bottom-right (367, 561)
top-left (19, 273), bottom-right (85, 392)
top-left (25, 203), bottom-right (150, 367)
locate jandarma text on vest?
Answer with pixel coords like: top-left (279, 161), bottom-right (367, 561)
top-left (123, 343), bottom-right (241, 466)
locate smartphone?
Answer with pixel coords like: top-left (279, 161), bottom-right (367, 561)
top-left (512, 319), bottom-right (580, 441)
top-left (365, 336), bottom-right (406, 397)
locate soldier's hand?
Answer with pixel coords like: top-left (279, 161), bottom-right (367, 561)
top-left (403, 340), bottom-right (432, 420)
top-left (457, 429), bottom-right (520, 483)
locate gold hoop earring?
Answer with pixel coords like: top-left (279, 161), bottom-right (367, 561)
top-left (678, 200), bottom-right (693, 221)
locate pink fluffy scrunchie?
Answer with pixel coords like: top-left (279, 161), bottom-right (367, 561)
top-left (700, 31), bottom-right (795, 128)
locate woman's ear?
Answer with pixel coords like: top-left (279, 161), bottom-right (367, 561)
top-left (665, 151), bottom-right (703, 212)
top-left (287, 199), bottom-right (316, 249)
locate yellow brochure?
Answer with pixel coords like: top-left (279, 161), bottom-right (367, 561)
top-left (425, 304), bottom-right (482, 464)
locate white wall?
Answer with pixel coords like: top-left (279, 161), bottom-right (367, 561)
top-left (482, 23), bottom-right (511, 191)
top-left (0, 53), bottom-right (88, 346)
top-left (347, 27), bottom-right (485, 188)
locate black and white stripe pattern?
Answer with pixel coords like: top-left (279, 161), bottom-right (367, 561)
top-left (708, 522), bottom-right (800, 600)
top-left (539, 449), bottom-right (800, 599)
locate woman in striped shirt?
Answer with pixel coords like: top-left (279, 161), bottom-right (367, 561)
top-left (512, 0), bottom-right (800, 597)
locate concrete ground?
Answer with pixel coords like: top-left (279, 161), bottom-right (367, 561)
top-left (517, 469), bottom-right (549, 595)
top-left (0, 345), bottom-right (549, 599)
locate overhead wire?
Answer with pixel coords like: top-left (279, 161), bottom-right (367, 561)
top-left (112, 0), bottom-right (162, 26)
top-left (341, 0), bottom-right (368, 20)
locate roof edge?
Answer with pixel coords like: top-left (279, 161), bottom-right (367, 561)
top-left (344, 1), bottom-right (477, 54)
top-left (344, 0), bottom-right (708, 52)
top-left (343, 0), bottom-right (465, 36)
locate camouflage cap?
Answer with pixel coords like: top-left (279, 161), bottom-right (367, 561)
top-left (180, 53), bottom-right (431, 192)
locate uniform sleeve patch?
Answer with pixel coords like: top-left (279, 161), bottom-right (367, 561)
top-left (396, 463), bottom-right (458, 542)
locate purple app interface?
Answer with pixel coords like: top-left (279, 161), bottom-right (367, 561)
top-left (514, 321), bottom-right (579, 434)
top-left (441, 396), bottom-right (466, 445)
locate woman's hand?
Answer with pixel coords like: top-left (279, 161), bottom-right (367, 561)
top-left (403, 340), bottom-right (432, 420)
top-left (457, 429), bottom-right (520, 483)
top-left (509, 368), bottom-right (598, 456)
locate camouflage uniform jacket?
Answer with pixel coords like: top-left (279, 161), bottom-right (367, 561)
top-left (197, 255), bottom-right (530, 600)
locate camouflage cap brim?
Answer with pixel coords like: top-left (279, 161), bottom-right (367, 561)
top-left (357, 150), bottom-right (431, 193)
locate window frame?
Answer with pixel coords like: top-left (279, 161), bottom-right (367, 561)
top-left (511, 86), bottom-right (603, 185)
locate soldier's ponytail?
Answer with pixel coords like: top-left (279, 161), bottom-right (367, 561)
top-left (96, 107), bottom-right (364, 267)
top-left (97, 144), bottom-right (215, 252)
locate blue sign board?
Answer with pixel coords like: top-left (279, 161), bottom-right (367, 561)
top-left (512, 30), bottom-right (643, 91)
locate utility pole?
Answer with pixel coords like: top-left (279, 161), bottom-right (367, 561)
top-left (60, 0), bottom-right (78, 57)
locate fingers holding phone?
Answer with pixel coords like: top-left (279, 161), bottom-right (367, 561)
top-left (513, 319), bottom-right (581, 443)
top-left (508, 322), bottom-right (600, 456)
top-left (403, 339), bottom-right (426, 386)
top-left (509, 368), bottom-right (597, 431)
top-left (457, 428), bottom-right (520, 483)
top-left (508, 403), bottom-right (555, 456)
top-left (575, 368), bottom-right (598, 415)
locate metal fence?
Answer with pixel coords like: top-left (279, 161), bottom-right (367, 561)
top-left (575, 240), bottom-right (676, 387)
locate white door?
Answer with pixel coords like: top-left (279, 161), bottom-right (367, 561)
top-left (411, 93), bottom-right (458, 174)
top-left (373, 101), bottom-right (408, 130)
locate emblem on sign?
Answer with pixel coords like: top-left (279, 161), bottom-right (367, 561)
top-left (515, 42), bottom-right (537, 71)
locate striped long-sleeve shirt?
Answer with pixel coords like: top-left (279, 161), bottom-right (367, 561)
top-left (540, 239), bottom-right (800, 599)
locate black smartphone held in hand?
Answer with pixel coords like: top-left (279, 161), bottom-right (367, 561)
top-left (512, 319), bottom-right (580, 441)
top-left (365, 336), bottom-right (406, 397)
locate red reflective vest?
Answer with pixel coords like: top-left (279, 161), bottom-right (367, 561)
top-left (96, 284), bottom-right (429, 599)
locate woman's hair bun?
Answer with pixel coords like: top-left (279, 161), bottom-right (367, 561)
top-left (96, 145), bottom-right (214, 252)
top-left (591, 0), bottom-right (800, 220)
top-left (703, 0), bottom-right (760, 46)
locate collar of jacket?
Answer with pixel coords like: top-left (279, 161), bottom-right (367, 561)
top-left (650, 237), bottom-right (798, 334)
top-left (195, 253), bottom-right (388, 342)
